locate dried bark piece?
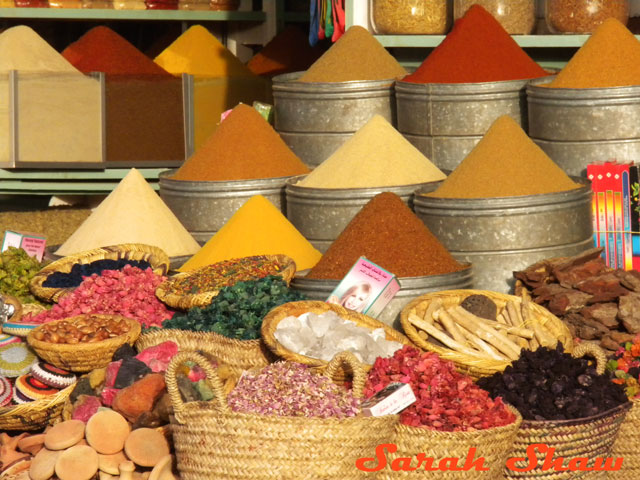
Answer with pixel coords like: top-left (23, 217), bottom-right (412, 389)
top-left (44, 420), bottom-right (85, 450)
top-left (124, 428), bottom-right (170, 468)
top-left (531, 284), bottom-right (572, 303)
top-left (29, 448), bottom-right (60, 480)
top-left (576, 273), bottom-right (627, 297)
top-left (554, 258), bottom-right (610, 288)
top-left (619, 292), bottom-right (640, 333)
top-left (546, 289), bottom-right (591, 315)
top-left (86, 409), bottom-right (131, 454)
top-left (55, 445), bottom-right (99, 480)
top-left (563, 313), bottom-right (606, 340)
top-left (17, 433), bottom-right (45, 455)
top-left (550, 248), bottom-right (606, 273)
top-left (601, 334), bottom-right (627, 353)
top-left (609, 330), bottom-right (637, 344)
top-left (580, 303), bottom-right (620, 329)
top-left (614, 270), bottom-right (640, 292)
top-left (98, 450), bottom-right (128, 475)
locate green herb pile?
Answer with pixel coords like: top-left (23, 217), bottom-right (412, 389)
top-left (160, 276), bottom-right (306, 340)
top-left (0, 247), bottom-right (44, 305)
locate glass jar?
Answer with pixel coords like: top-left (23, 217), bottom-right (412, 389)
top-left (453, 0), bottom-right (536, 34)
top-left (370, 0), bottom-right (452, 35)
top-left (545, 0), bottom-right (629, 33)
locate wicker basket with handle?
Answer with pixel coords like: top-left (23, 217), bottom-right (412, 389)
top-left (166, 350), bottom-right (398, 479)
top-left (0, 382), bottom-right (75, 431)
top-left (261, 300), bottom-right (414, 383)
top-left (400, 289), bottom-right (574, 380)
top-left (30, 243), bottom-right (170, 303)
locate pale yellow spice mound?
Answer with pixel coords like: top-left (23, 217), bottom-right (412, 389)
top-left (298, 26), bottom-right (407, 83)
top-left (298, 115), bottom-right (446, 189)
top-left (427, 116), bottom-right (581, 199)
top-left (548, 18), bottom-right (640, 88)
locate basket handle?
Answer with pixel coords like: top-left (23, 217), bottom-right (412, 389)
top-left (323, 351), bottom-right (367, 399)
top-left (165, 351), bottom-right (230, 424)
top-left (572, 342), bottom-right (607, 375)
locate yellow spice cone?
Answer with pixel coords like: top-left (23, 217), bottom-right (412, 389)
top-left (179, 195), bottom-right (322, 272)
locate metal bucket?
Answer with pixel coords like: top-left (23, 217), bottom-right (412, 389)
top-left (290, 265), bottom-right (473, 330)
top-left (285, 175), bottom-right (443, 252)
top-left (158, 169), bottom-right (291, 244)
top-left (528, 79), bottom-right (640, 177)
top-left (413, 183), bottom-right (593, 294)
top-left (395, 77), bottom-right (535, 172)
top-left (272, 72), bottom-right (397, 167)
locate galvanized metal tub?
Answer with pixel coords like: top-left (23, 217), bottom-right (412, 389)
top-left (395, 77), bottom-right (537, 172)
top-left (158, 169), bottom-right (291, 244)
top-left (413, 183), bottom-right (593, 294)
top-left (290, 265), bottom-right (473, 331)
top-left (272, 72), bottom-right (397, 167)
top-left (528, 79), bottom-right (640, 177)
top-left (285, 175), bottom-right (443, 252)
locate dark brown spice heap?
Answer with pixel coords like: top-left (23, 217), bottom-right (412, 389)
top-left (307, 192), bottom-right (465, 279)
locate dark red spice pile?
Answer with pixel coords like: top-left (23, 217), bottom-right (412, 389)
top-left (364, 346), bottom-right (516, 431)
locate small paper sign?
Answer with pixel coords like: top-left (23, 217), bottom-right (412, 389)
top-left (2, 230), bottom-right (46, 262)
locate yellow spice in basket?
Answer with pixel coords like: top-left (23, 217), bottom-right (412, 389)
top-left (297, 115), bottom-right (446, 189)
top-left (425, 115), bottom-right (581, 199)
top-left (56, 168), bottom-right (200, 258)
top-left (179, 195), bottom-right (322, 272)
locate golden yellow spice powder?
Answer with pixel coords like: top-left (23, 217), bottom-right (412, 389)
top-left (426, 115), bottom-right (580, 199)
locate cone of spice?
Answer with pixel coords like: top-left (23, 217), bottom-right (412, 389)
top-left (297, 115), bottom-right (445, 189)
top-left (247, 26), bottom-right (325, 77)
top-left (547, 18), bottom-right (640, 89)
top-left (404, 5), bottom-right (547, 84)
top-left (306, 192), bottom-right (464, 279)
top-left (179, 195), bottom-right (322, 272)
top-left (298, 25), bottom-right (407, 83)
top-left (425, 115), bottom-right (581, 199)
top-left (171, 103), bottom-right (309, 182)
top-left (61, 26), bottom-right (184, 164)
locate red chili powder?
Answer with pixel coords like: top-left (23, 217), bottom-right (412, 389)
top-left (404, 5), bottom-right (548, 84)
top-left (62, 26), bottom-right (173, 76)
top-left (307, 192), bottom-right (465, 279)
top-left (171, 103), bottom-right (310, 181)
top-left (247, 26), bottom-right (325, 77)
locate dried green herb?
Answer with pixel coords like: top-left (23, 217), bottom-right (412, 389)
top-left (0, 247), bottom-right (43, 305)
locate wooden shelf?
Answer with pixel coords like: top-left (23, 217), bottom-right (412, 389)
top-left (0, 7), bottom-right (265, 21)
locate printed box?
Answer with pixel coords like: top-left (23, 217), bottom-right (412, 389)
top-left (2, 230), bottom-right (46, 262)
top-left (327, 256), bottom-right (400, 318)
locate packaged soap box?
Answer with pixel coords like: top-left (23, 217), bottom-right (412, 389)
top-left (327, 256), bottom-right (399, 318)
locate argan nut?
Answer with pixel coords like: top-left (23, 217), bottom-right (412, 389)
top-left (86, 409), bottom-right (131, 454)
top-left (44, 420), bottom-right (85, 450)
top-left (55, 445), bottom-right (99, 480)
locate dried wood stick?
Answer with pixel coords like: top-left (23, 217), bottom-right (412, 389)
top-left (492, 324), bottom-right (535, 339)
top-left (423, 300), bottom-right (443, 323)
top-left (515, 337), bottom-right (530, 349)
top-left (496, 313), bottom-right (508, 325)
top-left (449, 307), bottom-right (521, 360)
top-left (500, 306), bottom-right (515, 326)
top-left (408, 314), bottom-right (485, 358)
top-left (457, 323), bottom-right (509, 361)
top-left (522, 299), bottom-right (557, 348)
top-left (434, 309), bottom-right (468, 346)
top-left (506, 301), bottom-right (523, 327)
top-left (529, 336), bottom-right (540, 351)
top-left (512, 300), bottom-right (525, 325)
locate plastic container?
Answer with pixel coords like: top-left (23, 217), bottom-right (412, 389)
top-left (454, 0), bottom-right (536, 34)
top-left (370, 0), bottom-right (452, 34)
top-left (545, 0), bottom-right (629, 33)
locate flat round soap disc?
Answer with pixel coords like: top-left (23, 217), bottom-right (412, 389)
top-left (44, 419), bottom-right (85, 450)
top-left (0, 333), bottom-right (21, 347)
top-left (2, 322), bottom-right (38, 338)
top-left (124, 428), bottom-right (170, 467)
top-left (0, 376), bottom-right (13, 406)
top-left (86, 409), bottom-right (130, 454)
top-left (55, 445), bottom-right (99, 480)
top-left (0, 343), bottom-right (37, 377)
top-left (15, 374), bottom-right (59, 400)
top-left (31, 362), bottom-right (76, 389)
top-left (29, 448), bottom-right (60, 480)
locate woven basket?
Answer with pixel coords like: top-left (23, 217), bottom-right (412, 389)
top-left (166, 350), bottom-right (398, 479)
top-left (376, 405), bottom-right (523, 479)
top-left (27, 314), bottom-right (141, 372)
top-left (29, 243), bottom-right (170, 303)
top-left (609, 398), bottom-right (640, 479)
top-left (155, 254), bottom-right (297, 310)
top-left (136, 328), bottom-right (274, 375)
top-left (261, 300), bottom-right (414, 383)
top-left (0, 381), bottom-right (75, 431)
top-left (505, 343), bottom-right (631, 480)
top-left (400, 289), bottom-right (574, 380)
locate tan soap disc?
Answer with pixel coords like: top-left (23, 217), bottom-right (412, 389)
top-left (149, 454), bottom-right (175, 480)
top-left (124, 428), bottom-right (170, 467)
top-left (98, 451), bottom-right (128, 475)
top-left (43, 420), bottom-right (85, 450)
top-left (99, 472), bottom-right (116, 480)
top-left (17, 433), bottom-right (45, 455)
top-left (75, 438), bottom-right (88, 446)
top-left (86, 409), bottom-right (131, 454)
top-left (54, 445), bottom-right (99, 480)
top-left (29, 448), bottom-right (60, 480)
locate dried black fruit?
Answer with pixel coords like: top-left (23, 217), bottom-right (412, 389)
top-left (476, 345), bottom-right (629, 421)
